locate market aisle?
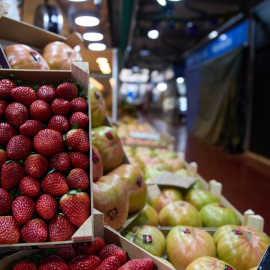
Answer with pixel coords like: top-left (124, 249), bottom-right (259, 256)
top-left (140, 112), bottom-right (270, 236)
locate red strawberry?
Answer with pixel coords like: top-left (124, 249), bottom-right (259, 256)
top-left (21, 218), bottom-right (48, 243)
top-left (33, 129), bottom-right (64, 157)
top-left (12, 195), bottom-right (35, 224)
top-left (19, 176), bottom-right (41, 197)
top-left (48, 214), bottom-right (75, 242)
top-left (132, 258), bottom-right (154, 270)
top-left (49, 152), bottom-right (71, 172)
top-left (37, 85), bottom-right (57, 102)
top-left (77, 236), bottom-right (106, 256)
top-left (56, 82), bottom-right (78, 101)
top-left (41, 172), bottom-right (69, 196)
top-left (30, 100), bottom-right (52, 122)
top-left (36, 193), bottom-right (58, 220)
top-left (0, 188), bottom-right (12, 215)
top-left (0, 122), bottom-right (17, 144)
top-left (0, 149), bottom-right (8, 168)
top-left (70, 151), bottom-right (89, 169)
top-left (69, 112), bottom-right (89, 129)
top-left (0, 216), bottom-right (20, 244)
top-left (118, 261), bottom-right (135, 270)
top-left (56, 247), bottom-right (77, 263)
top-left (0, 162), bottom-right (25, 190)
top-left (39, 255), bottom-right (70, 270)
top-left (69, 255), bottom-right (100, 270)
top-left (51, 98), bottom-right (70, 116)
top-left (65, 129), bottom-right (90, 152)
top-left (48, 115), bottom-right (70, 133)
top-left (24, 154), bottom-right (49, 178)
top-left (5, 102), bottom-right (29, 127)
top-left (95, 256), bottom-right (120, 270)
top-left (12, 260), bottom-right (37, 270)
top-left (6, 135), bottom-right (33, 160)
top-left (66, 168), bottom-right (89, 191)
top-left (70, 97), bottom-right (88, 113)
top-left (0, 78), bottom-right (17, 100)
top-left (10, 86), bottom-right (37, 107)
top-left (20, 119), bottom-right (43, 138)
top-left (0, 99), bottom-right (8, 118)
top-left (99, 244), bottom-right (127, 265)
top-left (60, 191), bottom-right (90, 228)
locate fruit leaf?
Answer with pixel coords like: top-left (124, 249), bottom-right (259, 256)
top-left (33, 85), bottom-right (40, 91)
top-left (47, 168), bottom-right (56, 175)
top-left (9, 187), bottom-right (22, 199)
top-left (72, 123), bottom-right (79, 130)
top-left (79, 91), bottom-right (87, 99)
top-left (68, 189), bottom-right (81, 195)
top-left (29, 253), bottom-right (42, 267)
top-left (43, 124), bottom-right (48, 129)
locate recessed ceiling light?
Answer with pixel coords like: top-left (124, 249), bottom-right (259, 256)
top-left (208, 30), bottom-right (218, 39)
top-left (157, 82), bottom-right (167, 91)
top-left (88, 43), bottom-right (106, 51)
top-left (176, 77), bottom-right (185, 84)
top-left (96, 57), bottom-right (108, 64)
top-left (75, 15), bottom-right (99, 27)
top-left (148, 30), bottom-right (159, 39)
top-left (83, 32), bottom-right (103, 41)
top-left (157, 0), bottom-right (166, 6)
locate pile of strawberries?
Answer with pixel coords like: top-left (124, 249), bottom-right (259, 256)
top-left (11, 236), bottom-right (155, 270)
top-left (0, 77), bottom-right (91, 244)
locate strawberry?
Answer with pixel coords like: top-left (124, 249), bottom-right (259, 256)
top-left (6, 135), bottom-right (33, 160)
top-left (0, 148), bottom-right (8, 168)
top-left (20, 119), bottom-right (43, 138)
top-left (56, 247), bottom-right (77, 263)
top-left (19, 176), bottom-right (41, 197)
top-left (132, 258), bottom-right (154, 270)
top-left (0, 216), bottom-right (20, 244)
top-left (48, 214), bottom-right (75, 242)
top-left (51, 98), bottom-right (70, 116)
top-left (0, 162), bottom-right (25, 190)
top-left (65, 129), bottom-right (90, 152)
top-left (0, 99), bottom-right (8, 118)
top-left (49, 152), bottom-right (71, 172)
top-left (5, 102), bottom-right (29, 127)
top-left (60, 191), bottom-right (90, 228)
top-left (56, 82), bottom-right (78, 101)
top-left (36, 193), bottom-right (58, 220)
top-left (69, 255), bottom-right (100, 270)
top-left (70, 97), bottom-right (88, 113)
top-left (99, 244), bottom-right (127, 265)
top-left (30, 100), bottom-right (52, 122)
top-left (0, 122), bottom-right (17, 144)
top-left (39, 255), bottom-right (70, 270)
top-left (0, 187), bottom-right (12, 215)
top-left (33, 129), bottom-right (64, 157)
top-left (70, 151), bottom-right (89, 169)
top-left (48, 115), bottom-right (70, 134)
top-left (41, 172), bottom-right (69, 196)
top-left (12, 260), bottom-right (37, 270)
top-left (10, 86), bottom-right (37, 107)
top-left (118, 261), bottom-right (135, 270)
top-left (69, 112), bottom-right (89, 129)
top-left (21, 218), bottom-right (48, 243)
top-left (12, 195), bottom-right (35, 224)
top-left (37, 85), bottom-right (57, 102)
top-left (95, 256), bottom-right (120, 270)
top-left (0, 78), bottom-right (17, 100)
top-left (66, 168), bottom-right (89, 191)
top-left (24, 154), bottom-right (49, 178)
top-left (77, 236), bottom-right (106, 256)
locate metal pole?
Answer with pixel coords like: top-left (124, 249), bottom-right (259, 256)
top-left (112, 48), bottom-right (119, 123)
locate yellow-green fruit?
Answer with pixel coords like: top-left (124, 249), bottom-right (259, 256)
top-left (154, 256), bottom-right (176, 269)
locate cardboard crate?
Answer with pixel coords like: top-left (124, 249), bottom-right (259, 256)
top-left (0, 62), bottom-right (96, 250)
top-left (0, 212), bottom-right (173, 270)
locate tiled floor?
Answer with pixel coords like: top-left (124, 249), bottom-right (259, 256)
top-left (140, 112), bottom-right (270, 236)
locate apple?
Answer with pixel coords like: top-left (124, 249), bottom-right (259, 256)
top-left (144, 163), bottom-right (170, 181)
top-left (166, 225), bottom-right (216, 270)
top-left (154, 257), bottom-right (176, 269)
top-left (90, 86), bottom-right (106, 127)
top-left (159, 201), bottom-right (203, 227)
top-left (91, 125), bottom-right (124, 173)
top-left (107, 164), bottom-right (147, 214)
top-left (149, 187), bottom-right (183, 213)
top-left (199, 203), bottom-right (240, 227)
top-left (93, 174), bottom-right (129, 230)
top-left (92, 145), bottom-right (103, 182)
top-left (185, 189), bottom-right (220, 210)
top-left (163, 158), bottom-right (185, 172)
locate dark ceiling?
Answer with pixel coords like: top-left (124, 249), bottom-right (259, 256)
top-left (110, 0), bottom-right (264, 71)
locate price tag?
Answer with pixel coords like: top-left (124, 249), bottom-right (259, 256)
top-left (146, 172), bottom-right (197, 189)
top-left (130, 132), bottom-right (160, 141)
top-left (0, 45), bottom-right (10, 69)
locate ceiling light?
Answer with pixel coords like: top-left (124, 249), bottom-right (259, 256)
top-left (157, 82), bottom-right (167, 91)
top-left (96, 57), bottom-right (108, 64)
top-left (74, 11), bottom-right (100, 27)
top-left (148, 29), bottom-right (159, 39)
top-left (208, 30), bottom-right (218, 39)
top-left (88, 43), bottom-right (106, 51)
top-left (157, 0), bottom-right (166, 6)
top-left (83, 32), bottom-right (103, 41)
top-left (176, 77), bottom-right (185, 84)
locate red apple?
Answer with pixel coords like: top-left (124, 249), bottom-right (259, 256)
top-left (92, 145), bottom-right (103, 182)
